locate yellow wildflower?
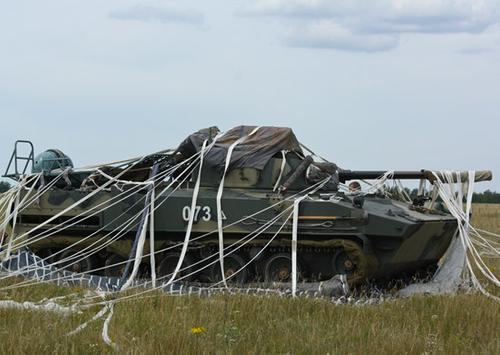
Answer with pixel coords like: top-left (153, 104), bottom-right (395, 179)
top-left (191, 327), bottom-right (207, 334)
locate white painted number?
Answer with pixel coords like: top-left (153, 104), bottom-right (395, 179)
top-left (182, 206), bottom-right (191, 221)
top-left (182, 206), bottom-right (225, 222)
top-left (202, 206), bottom-right (211, 221)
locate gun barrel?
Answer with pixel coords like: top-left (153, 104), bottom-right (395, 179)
top-left (339, 170), bottom-right (492, 183)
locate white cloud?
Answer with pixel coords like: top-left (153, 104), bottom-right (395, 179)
top-left (109, 4), bottom-right (204, 26)
top-left (242, 0), bottom-right (500, 51)
top-left (286, 21), bottom-right (399, 52)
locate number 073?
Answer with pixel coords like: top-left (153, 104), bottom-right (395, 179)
top-left (181, 205), bottom-right (226, 222)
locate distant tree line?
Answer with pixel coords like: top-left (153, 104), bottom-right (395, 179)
top-left (472, 190), bottom-right (500, 203)
top-left (387, 187), bottom-right (500, 204)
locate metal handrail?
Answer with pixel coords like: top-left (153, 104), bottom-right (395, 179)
top-left (3, 140), bottom-right (35, 180)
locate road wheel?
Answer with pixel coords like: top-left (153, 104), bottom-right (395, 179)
top-left (58, 249), bottom-right (96, 274)
top-left (210, 253), bottom-right (249, 285)
top-left (263, 253), bottom-right (303, 283)
top-left (104, 254), bottom-right (127, 277)
top-left (157, 252), bottom-right (195, 282)
top-left (330, 241), bottom-right (372, 284)
top-left (332, 249), bottom-right (358, 276)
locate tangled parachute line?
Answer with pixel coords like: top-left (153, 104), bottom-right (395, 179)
top-left (397, 171), bottom-right (499, 299)
top-left (0, 128), bottom-right (498, 349)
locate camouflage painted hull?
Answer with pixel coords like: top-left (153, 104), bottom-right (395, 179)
top-left (5, 126), bottom-right (475, 286)
top-left (14, 185), bottom-right (457, 284)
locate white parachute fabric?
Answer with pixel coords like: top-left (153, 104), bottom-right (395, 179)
top-left (273, 150), bottom-right (287, 192)
top-left (166, 138), bottom-right (212, 285)
top-left (291, 196), bottom-right (307, 296)
top-left (216, 126), bottom-right (261, 287)
top-left (149, 186), bottom-right (156, 288)
top-left (400, 171), bottom-right (499, 299)
top-left (0, 299), bottom-right (78, 315)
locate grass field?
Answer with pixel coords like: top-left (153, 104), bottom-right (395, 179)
top-left (0, 205), bottom-right (499, 354)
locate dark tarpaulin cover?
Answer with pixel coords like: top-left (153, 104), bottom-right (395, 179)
top-left (176, 125), bottom-right (303, 170)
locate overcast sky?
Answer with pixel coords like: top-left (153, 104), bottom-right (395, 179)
top-left (1, 0), bottom-right (499, 191)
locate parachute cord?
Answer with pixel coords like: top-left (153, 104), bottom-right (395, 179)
top-left (292, 195), bottom-right (307, 297)
top-left (120, 163), bottom-right (160, 286)
top-left (216, 127), bottom-right (261, 288)
top-left (273, 150), bottom-right (287, 192)
top-left (166, 138), bottom-right (210, 285)
top-left (149, 187), bottom-right (156, 288)
top-left (94, 163), bottom-right (160, 351)
top-left (291, 177), bottom-right (330, 297)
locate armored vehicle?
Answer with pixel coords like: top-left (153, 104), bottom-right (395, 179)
top-left (1, 126), bottom-right (492, 285)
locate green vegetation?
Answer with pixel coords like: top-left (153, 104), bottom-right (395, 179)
top-left (0, 205), bottom-right (498, 354)
top-left (473, 190), bottom-right (500, 204)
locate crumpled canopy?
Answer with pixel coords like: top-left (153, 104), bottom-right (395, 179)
top-left (176, 125), bottom-right (303, 170)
